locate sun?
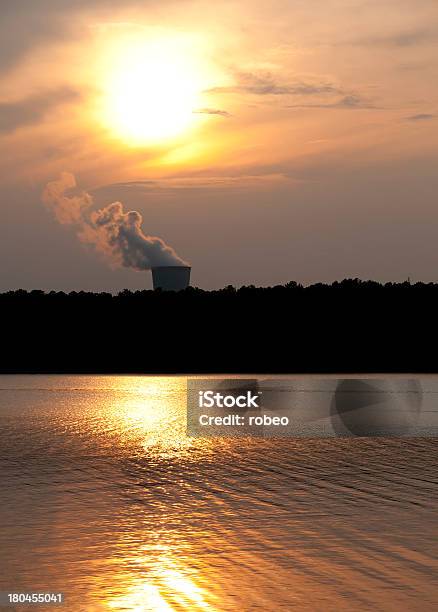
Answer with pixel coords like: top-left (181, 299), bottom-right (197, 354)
top-left (100, 36), bottom-right (207, 145)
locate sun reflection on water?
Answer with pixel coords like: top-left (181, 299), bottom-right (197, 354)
top-left (102, 377), bottom-right (188, 447)
top-left (99, 376), bottom-right (217, 461)
top-left (107, 555), bottom-right (212, 611)
top-left (86, 378), bottom-right (218, 610)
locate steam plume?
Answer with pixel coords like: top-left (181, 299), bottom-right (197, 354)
top-left (42, 173), bottom-right (188, 270)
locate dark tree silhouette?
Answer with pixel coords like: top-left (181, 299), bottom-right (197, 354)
top-left (0, 279), bottom-right (435, 373)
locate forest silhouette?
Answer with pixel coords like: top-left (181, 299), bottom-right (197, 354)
top-left (0, 279), bottom-right (435, 373)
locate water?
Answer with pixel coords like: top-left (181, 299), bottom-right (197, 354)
top-left (0, 376), bottom-right (437, 611)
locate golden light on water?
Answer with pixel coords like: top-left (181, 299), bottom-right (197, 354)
top-left (107, 553), bottom-right (212, 611)
top-left (101, 376), bottom-right (212, 458)
top-left (109, 582), bottom-right (173, 612)
top-left (99, 35), bottom-right (216, 145)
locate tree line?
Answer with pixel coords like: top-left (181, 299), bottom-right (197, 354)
top-left (0, 279), bottom-right (436, 373)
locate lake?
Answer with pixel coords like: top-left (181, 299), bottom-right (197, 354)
top-left (0, 375), bottom-right (437, 611)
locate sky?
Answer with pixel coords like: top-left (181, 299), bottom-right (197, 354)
top-left (0, 0), bottom-right (437, 291)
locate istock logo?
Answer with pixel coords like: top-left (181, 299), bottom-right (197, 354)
top-left (198, 390), bottom-right (261, 408)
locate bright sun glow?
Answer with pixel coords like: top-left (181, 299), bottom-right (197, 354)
top-left (101, 36), bottom-right (208, 145)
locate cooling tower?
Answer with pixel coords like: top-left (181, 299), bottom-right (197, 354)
top-left (151, 266), bottom-right (191, 291)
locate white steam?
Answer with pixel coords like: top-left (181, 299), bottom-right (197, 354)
top-left (42, 172), bottom-right (188, 270)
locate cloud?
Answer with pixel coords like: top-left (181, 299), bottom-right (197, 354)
top-left (0, 88), bottom-right (81, 134)
top-left (352, 28), bottom-right (438, 48)
top-left (405, 113), bottom-right (435, 122)
top-left (286, 95), bottom-right (377, 110)
top-left (93, 171), bottom-right (297, 197)
top-left (205, 70), bottom-right (373, 117)
top-left (0, 1), bottom-right (147, 73)
top-left (193, 108), bottom-right (232, 117)
top-left (208, 71), bottom-right (342, 97)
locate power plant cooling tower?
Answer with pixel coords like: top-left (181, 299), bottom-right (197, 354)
top-left (151, 266), bottom-right (191, 291)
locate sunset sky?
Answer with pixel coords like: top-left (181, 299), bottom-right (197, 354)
top-left (1, 0), bottom-right (437, 291)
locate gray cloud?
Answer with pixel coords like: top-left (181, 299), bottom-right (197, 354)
top-left (193, 108), bottom-right (232, 117)
top-left (352, 27), bottom-right (438, 48)
top-left (0, 88), bottom-right (81, 134)
top-left (286, 95), bottom-right (377, 110)
top-left (205, 70), bottom-right (378, 116)
top-left (208, 71), bottom-right (342, 97)
top-left (0, 0), bottom-right (150, 73)
top-left (405, 113), bottom-right (436, 121)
